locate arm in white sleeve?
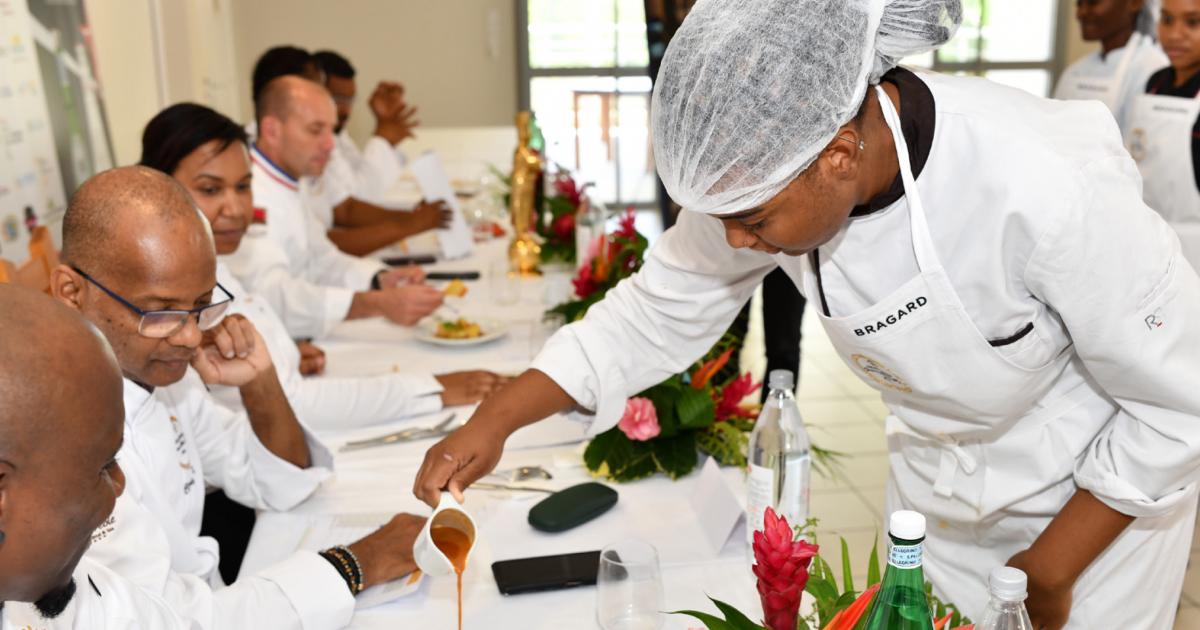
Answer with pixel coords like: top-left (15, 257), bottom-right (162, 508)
top-left (1026, 154), bottom-right (1200, 518)
top-left (86, 472), bottom-right (353, 630)
top-left (223, 238), bottom-right (354, 340)
top-left (299, 203), bottom-right (384, 290)
top-left (357, 135), bottom-right (406, 202)
top-left (289, 372), bottom-right (444, 430)
top-left (174, 370), bottom-right (333, 512)
top-left (530, 210), bottom-right (776, 435)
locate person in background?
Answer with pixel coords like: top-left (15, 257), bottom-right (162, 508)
top-left (1125, 0), bottom-right (1200, 267)
top-left (312, 49), bottom-right (453, 255)
top-left (1055, 0), bottom-right (1166, 134)
top-left (141, 102), bottom-right (508, 430)
top-left (0, 285), bottom-right (192, 629)
top-left (225, 75), bottom-right (445, 340)
top-left (250, 46), bottom-right (450, 256)
top-left (53, 166), bottom-right (426, 629)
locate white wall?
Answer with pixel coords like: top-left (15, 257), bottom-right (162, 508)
top-left (231, 0), bottom-right (519, 143)
top-left (84, 0), bottom-right (162, 166)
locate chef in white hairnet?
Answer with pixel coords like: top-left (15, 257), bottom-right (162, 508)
top-left (415, 1), bottom-right (1200, 626)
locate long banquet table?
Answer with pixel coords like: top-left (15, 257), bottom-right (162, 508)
top-left (240, 237), bottom-right (763, 629)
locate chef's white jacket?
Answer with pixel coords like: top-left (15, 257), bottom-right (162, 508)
top-left (222, 145), bottom-right (384, 339)
top-left (83, 374), bottom-right (352, 630)
top-left (1054, 35), bottom-right (1167, 135)
top-left (213, 261), bottom-right (445, 429)
top-left (305, 131), bottom-right (407, 229)
top-left (0, 558), bottom-right (195, 629)
top-left (533, 70), bottom-right (1200, 522)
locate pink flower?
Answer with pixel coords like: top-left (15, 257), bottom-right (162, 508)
top-left (617, 397), bottom-right (660, 441)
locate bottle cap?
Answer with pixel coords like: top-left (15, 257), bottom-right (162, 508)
top-left (988, 566), bottom-right (1028, 602)
top-left (768, 369), bottom-right (794, 391)
top-left (889, 510), bottom-right (925, 541)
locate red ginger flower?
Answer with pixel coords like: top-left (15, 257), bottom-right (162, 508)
top-left (715, 373), bottom-right (762, 421)
top-left (752, 507), bottom-right (818, 630)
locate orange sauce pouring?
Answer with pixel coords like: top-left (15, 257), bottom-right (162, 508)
top-left (431, 525), bottom-right (471, 630)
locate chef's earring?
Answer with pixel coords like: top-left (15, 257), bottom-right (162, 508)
top-left (0, 530), bottom-right (6, 545)
top-left (834, 135), bottom-right (865, 151)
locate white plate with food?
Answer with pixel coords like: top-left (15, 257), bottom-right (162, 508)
top-left (415, 317), bottom-right (508, 347)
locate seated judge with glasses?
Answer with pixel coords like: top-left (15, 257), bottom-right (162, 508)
top-left (50, 166), bottom-right (425, 630)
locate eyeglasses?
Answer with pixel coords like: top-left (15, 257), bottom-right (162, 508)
top-left (71, 266), bottom-right (234, 338)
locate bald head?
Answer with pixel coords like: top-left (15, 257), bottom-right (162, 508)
top-left (52, 166), bottom-right (219, 387)
top-left (0, 285), bottom-right (125, 611)
top-left (0, 285), bottom-right (121, 453)
top-left (255, 75), bottom-right (330, 126)
top-left (255, 76), bottom-right (337, 179)
top-left (61, 166), bottom-right (213, 278)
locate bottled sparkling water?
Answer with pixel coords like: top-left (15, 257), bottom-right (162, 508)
top-left (977, 567), bottom-right (1035, 630)
top-left (862, 511), bottom-right (935, 630)
top-left (746, 369), bottom-right (811, 542)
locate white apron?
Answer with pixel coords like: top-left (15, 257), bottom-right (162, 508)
top-left (1125, 88), bottom-right (1200, 270)
top-left (1056, 32), bottom-right (1145, 112)
top-left (800, 86), bottom-right (1195, 628)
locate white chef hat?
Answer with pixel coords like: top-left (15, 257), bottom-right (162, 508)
top-left (650, 0), bottom-right (962, 216)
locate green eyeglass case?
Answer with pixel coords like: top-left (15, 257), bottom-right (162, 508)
top-left (527, 482), bottom-right (618, 533)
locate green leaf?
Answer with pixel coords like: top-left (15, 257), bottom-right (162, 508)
top-left (840, 537), bottom-right (854, 594)
top-left (651, 432), bottom-right (698, 479)
top-left (710, 597), bottom-right (765, 630)
top-left (695, 422), bottom-right (749, 467)
top-left (676, 385), bottom-right (717, 430)
top-left (796, 618), bottom-right (811, 630)
top-left (642, 381), bottom-right (683, 438)
top-left (583, 428), bottom-right (659, 482)
top-left (670, 610), bottom-right (738, 630)
top-left (867, 533), bottom-right (881, 587)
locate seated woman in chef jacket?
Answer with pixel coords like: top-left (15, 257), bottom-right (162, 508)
top-left (0, 286), bottom-right (190, 629)
top-left (1055, 0), bottom-right (1167, 135)
top-left (139, 102), bottom-right (510, 432)
top-left (1124, 0), bottom-right (1200, 268)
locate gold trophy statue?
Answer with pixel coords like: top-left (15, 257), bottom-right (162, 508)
top-left (508, 111), bottom-right (543, 276)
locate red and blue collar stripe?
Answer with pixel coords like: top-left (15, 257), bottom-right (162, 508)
top-left (250, 144), bottom-right (298, 191)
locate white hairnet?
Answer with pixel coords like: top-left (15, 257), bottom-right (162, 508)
top-left (651, 0), bottom-right (962, 216)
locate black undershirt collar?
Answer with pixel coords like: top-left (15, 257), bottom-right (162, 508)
top-left (850, 67), bottom-right (936, 217)
top-left (813, 67), bottom-right (936, 317)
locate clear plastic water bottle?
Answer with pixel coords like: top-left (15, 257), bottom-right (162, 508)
top-left (746, 369), bottom-right (811, 543)
top-left (977, 567), bottom-right (1034, 630)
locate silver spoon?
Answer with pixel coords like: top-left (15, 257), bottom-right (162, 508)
top-left (486, 465), bottom-right (553, 482)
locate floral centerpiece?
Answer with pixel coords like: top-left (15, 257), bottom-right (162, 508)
top-left (489, 162), bottom-right (589, 266)
top-left (675, 508), bottom-right (975, 630)
top-left (549, 209), bottom-right (841, 482)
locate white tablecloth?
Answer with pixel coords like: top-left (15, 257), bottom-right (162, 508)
top-left (241, 238), bottom-right (763, 629)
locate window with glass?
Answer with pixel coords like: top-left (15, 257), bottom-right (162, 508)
top-left (904, 0), bottom-right (1064, 97)
top-left (519, 0), bottom-right (657, 209)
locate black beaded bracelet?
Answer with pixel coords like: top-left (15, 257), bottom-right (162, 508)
top-left (319, 547), bottom-right (363, 595)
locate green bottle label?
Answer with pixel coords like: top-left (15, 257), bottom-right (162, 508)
top-left (888, 542), bottom-right (922, 569)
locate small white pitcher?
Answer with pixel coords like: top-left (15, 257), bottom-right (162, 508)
top-left (413, 492), bottom-right (478, 576)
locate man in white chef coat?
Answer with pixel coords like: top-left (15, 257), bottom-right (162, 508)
top-left (309, 49), bottom-right (453, 256)
top-left (225, 75), bottom-right (446, 339)
top-left (415, 1), bottom-right (1200, 628)
top-left (51, 167), bottom-right (426, 630)
top-left (0, 285), bottom-right (193, 629)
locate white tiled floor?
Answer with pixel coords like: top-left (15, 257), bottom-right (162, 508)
top-left (780, 306), bottom-right (1200, 628)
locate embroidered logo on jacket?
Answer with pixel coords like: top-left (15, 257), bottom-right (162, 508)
top-left (853, 297), bottom-right (928, 337)
top-left (852, 354), bottom-right (913, 393)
